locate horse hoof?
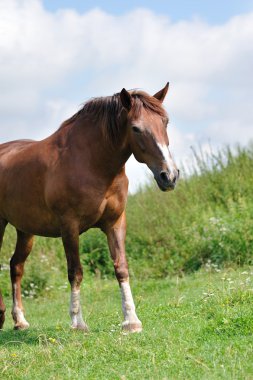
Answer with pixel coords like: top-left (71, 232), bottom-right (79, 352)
top-left (71, 324), bottom-right (89, 333)
top-left (122, 321), bottom-right (143, 333)
top-left (14, 322), bottom-right (30, 330)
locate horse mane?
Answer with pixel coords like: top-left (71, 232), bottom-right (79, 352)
top-left (60, 90), bottom-right (167, 145)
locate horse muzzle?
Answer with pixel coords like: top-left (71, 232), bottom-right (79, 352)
top-left (155, 169), bottom-right (179, 192)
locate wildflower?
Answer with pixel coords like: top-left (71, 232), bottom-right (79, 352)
top-left (203, 292), bottom-right (214, 297)
top-left (209, 217), bottom-right (220, 225)
top-left (49, 337), bottom-right (57, 344)
top-left (0, 264), bottom-right (9, 271)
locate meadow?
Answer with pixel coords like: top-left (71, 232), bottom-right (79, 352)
top-left (0, 267), bottom-right (253, 379)
top-left (0, 145), bottom-right (253, 379)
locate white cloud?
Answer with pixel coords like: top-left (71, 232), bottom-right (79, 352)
top-left (0, 1), bottom-right (253, 191)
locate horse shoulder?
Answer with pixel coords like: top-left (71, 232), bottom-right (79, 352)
top-left (99, 171), bottom-right (129, 228)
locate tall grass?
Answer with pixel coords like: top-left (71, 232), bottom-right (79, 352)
top-left (125, 144), bottom-right (253, 277)
top-left (1, 144), bottom-right (253, 295)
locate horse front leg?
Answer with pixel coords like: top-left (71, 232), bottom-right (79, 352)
top-left (61, 223), bottom-right (88, 332)
top-left (105, 212), bottom-right (142, 333)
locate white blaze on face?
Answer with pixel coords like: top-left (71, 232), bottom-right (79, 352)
top-left (157, 143), bottom-right (176, 179)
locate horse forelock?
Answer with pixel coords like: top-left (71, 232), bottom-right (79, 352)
top-left (60, 90), bottom-right (167, 145)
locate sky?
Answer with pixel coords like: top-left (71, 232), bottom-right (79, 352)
top-left (1, 0), bottom-right (253, 192)
top-left (43, 0), bottom-right (253, 23)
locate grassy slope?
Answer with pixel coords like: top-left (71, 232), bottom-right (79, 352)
top-left (125, 145), bottom-right (253, 277)
top-left (0, 266), bottom-right (253, 379)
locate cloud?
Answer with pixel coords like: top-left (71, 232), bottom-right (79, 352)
top-left (0, 1), bottom-right (253, 191)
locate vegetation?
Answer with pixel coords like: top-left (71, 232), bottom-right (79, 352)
top-left (0, 266), bottom-right (253, 379)
top-left (125, 144), bottom-right (253, 277)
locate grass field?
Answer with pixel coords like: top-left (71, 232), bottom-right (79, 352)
top-left (1, 266), bottom-right (253, 379)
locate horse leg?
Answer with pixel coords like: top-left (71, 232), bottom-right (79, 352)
top-left (62, 224), bottom-right (88, 332)
top-left (0, 219), bottom-right (8, 329)
top-left (106, 212), bottom-right (142, 333)
top-left (10, 230), bottom-right (34, 330)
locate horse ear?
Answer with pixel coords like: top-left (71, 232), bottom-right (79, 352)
top-left (120, 88), bottom-right (132, 111)
top-left (153, 82), bottom-right (169, 103)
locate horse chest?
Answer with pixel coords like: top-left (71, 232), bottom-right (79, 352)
top-left (78, 195), bottom-right (125, 231)
top-left (72, 187), bottom-right (125, 235)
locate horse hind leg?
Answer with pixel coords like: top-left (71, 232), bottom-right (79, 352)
top-left (10, 230), bottom-right (34, 330)
top-left (0, 219), bottom-right (8, 329)
top-left (61, 224), bottom-right (88, 332)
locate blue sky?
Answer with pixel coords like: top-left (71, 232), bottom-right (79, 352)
top-left (43, 0), bottom-right (253, 23)
top-left (1, 1), bottom-right (253, 191)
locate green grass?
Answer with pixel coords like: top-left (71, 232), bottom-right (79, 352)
top-left (1, 266), bottom-right (253, 379)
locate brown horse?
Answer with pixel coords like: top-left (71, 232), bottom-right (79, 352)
top-left (0, 84), bottom-right (178, 332)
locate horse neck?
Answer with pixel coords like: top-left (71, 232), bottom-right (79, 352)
top-left (56, 118), bottom-right (131, 178)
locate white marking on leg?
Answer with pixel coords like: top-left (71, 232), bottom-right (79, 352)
top-left (12, 284), bottom-right (29, 329)
top-left (70, 287), bottom-right (88, 331)
top-left (120, 281), bottom-right (142, 331)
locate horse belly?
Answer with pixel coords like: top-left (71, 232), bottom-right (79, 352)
top-left (1, 196), bottom-right (61, 237)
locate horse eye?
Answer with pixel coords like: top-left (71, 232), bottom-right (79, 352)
top-left (132, 126), bottom-right (142, 134)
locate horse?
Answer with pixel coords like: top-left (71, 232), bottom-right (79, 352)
top-left (0, 83), bottom-right (179, 333)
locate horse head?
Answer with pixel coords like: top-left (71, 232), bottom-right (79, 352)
top-left (120, 83), bottom-right (179, 191)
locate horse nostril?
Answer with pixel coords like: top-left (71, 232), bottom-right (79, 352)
top-left (160, 171), bottom-right (170, 183)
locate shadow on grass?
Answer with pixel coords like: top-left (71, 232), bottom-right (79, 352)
top-left (0, 324), bottom-right (121, 347)
top-left (0, 326), bottom-right (75, 346)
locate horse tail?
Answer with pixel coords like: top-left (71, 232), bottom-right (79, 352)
top-left (0, 219), bottom-right (7, 329)
top-left (0, 291), bottom-right (5, 329)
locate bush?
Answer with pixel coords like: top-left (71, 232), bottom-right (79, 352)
top-left (80, 230), bottom-right (114, 278)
